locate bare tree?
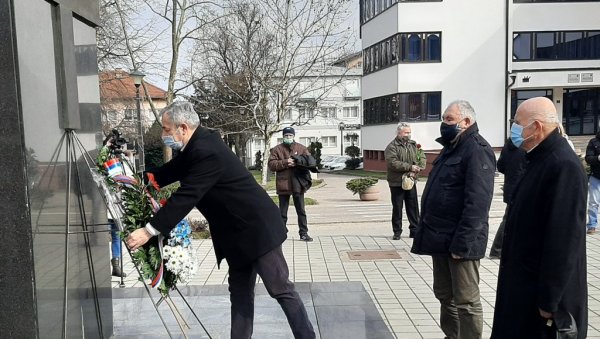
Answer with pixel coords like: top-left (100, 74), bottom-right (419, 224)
top-left (193, 0), bottom-right (354, 184)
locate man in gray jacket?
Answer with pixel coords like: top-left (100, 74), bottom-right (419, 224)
top-left (384, 122), bottom-right (426, 240)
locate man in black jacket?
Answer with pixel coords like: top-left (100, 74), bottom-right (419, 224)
top-left (585, 130), bottom-right (600, 235)
top-left (411, 100), bottom-right (495, 339)
top-left (491, 97), bottom-right (587, 339)
top-left (126, 102), bottom-right (315, 339)
top-left (488, 139), bottom-right (526, 259)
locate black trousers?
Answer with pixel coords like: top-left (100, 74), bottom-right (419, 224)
top-left (489, 207), bottom-right (507, 257)
top-left (228, 246), bottom-right (316, 339)
top-left (279, 194), bottom-right (308, 236)
top-left (390, 185), bottom-right (419, 236)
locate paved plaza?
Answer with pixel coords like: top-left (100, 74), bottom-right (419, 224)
top-left (112, 173), bottom-right (600, 338)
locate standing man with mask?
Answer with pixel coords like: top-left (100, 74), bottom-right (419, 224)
top-left (585, 128), bottom-right (600, 235)
top-left (126, 102), bottom-right (315, 339)
top-left (491, 97), bottom-right (587, 338)
top-left (411, 100), bottom-right (495, 339)
top-left (268, 127), bottom-right (313, 242)
top-left (385, 122), bottom-right (426, 240)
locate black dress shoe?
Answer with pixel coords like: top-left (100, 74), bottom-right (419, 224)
top-left (300, 234), bottom-right (313, 242)
top-left (392, 234), bottom-right (400, 240)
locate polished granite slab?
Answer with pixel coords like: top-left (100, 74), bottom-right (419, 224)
top-left (111, 281), bottom-right (393, 339)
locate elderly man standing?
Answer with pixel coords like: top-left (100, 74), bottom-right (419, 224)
top-left (268, 127), bottom-right (313, 242)
top-left (385, 122), bottom-right (425, 240)
top-left (491, 97), bottom-right (588, 338)
top-left (411, 100), bottom-right (495, 339)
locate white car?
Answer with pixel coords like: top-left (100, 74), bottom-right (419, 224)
top-left (322, 156), bottom-right (350, 171)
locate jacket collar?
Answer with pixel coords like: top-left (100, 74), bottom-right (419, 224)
top-left (436, 122), bottom-right (480, 150)
top-left (525, 128), bottom-right (561, 161)
top-left (393, 138), bottom-right (416, 147)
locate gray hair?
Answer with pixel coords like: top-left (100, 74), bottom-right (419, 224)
top-left (446, 100), bottom-right (476, 122)
top-left (528, 111), bottom-right (559, 124)
top-left (397, 122), bottom-right (411, 131)
top-left (160, 101), bottom-right (200, 129)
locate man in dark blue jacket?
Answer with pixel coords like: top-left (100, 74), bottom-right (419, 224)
top-left (411, 100), bottom-right (495, 339)
top-left (126, 102), bottom-right (315, 339)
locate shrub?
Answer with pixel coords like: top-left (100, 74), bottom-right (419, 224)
top-left (345, 158), bottom-right (361, 170)
top-left (346, 177), bottom-right (378, 195)
top-left (308, 141), bottom-right (323, 168)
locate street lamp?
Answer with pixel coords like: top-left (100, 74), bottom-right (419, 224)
top-left (338, 121), bottom-right (345, 156)
top-left (129, 70), bottom-right (145, 172)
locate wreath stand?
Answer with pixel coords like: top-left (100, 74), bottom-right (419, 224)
top-left (32, 129), bottom-right (211, 338)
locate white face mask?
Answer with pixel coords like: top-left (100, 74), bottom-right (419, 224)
top-left (162, 127), bottom-right (184, 150)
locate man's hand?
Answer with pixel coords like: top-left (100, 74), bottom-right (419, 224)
top-left (410, 165), bottom-right (421, 173)
top-left (451, 253), bottom-right (463, 260)
top-left (287, 158), bottom-right (296, 167)
top-left (127, 228), bottom-right (152, 251)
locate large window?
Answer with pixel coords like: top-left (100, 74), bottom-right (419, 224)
top-left (364, 92), bottom-right (442, 125)
top-left (360, 0), bottom-right (443, 25)
top-left (513, 30), bottom-right (600, 61)
top-left (321, 136), bottom-right (337, 147)
top-left (343, 106), bottom-right (359, 118)
top-left (320, 107), bottom-right (337, 118)
top-left (364, 32), bottom-right (441, 74)
top-left (510, 89), bottom-right (553, 119)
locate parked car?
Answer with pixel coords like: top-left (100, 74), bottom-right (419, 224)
top-left (319, 155), bottom-right (336, 166)
top-left (322, 156), bottom-right (350, 171)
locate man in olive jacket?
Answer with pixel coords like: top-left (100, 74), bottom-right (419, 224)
top-left (384, 122), bottom-right (426, 240)
top-left (411, 100), bottom-right (495, 339)
top-left (126, 102), bottom-right (315, 339)
top-left (268, 127), bottom-right (313, 242)
top-left (491, 97), bottom-right (587, 339)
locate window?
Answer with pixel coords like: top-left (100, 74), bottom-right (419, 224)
top-left (298, 107), bottom-right (315, 119)
top-left (513, 30), bottom-right (600, 61)
top-left (321, 136), bottom-right (337, 147)
top-left (364, 92), bottom-right (442, 125)
top-left (363, 32), bottom-right (442, 74)
top-left (510, 89), bottom-right (553, 119)
top-left (407, 33), bottom-right (422, 61)
top-left (320, 107), bottom-right (337, 118)
top-left (299, 137), bottom-right (316, 146)
top-left (254, 139), bottom-right (264, 150)
top-left (343, 106), bottom-right (359, 118)
top-left (283, 108), bottom-right (293, 120)
top-left (124, 109), bottom-right (135, 121)
top-left (360, 0), bottom-right (443, 25)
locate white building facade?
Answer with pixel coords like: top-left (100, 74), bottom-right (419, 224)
top-left (360, 0), bottom-right (600, 171)
top-left (248, 60), bottom-right (364, 162)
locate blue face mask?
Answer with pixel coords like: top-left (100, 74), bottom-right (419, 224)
top-left (510, 122), bottom-right (533, 148)
top-left (162, 127), bottom-right (184, 150)
top-left (162, 135), bottom-right (184, 150)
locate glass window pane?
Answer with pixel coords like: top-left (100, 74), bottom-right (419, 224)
top-left (560, 31), bottom-right (583, 59)
top-left (427, 93), bottom-right (442, 120)
top-left (408, 34), bottom-right (422, 61)
top-left (426, 34), bottom-right (441, 61)
top-left (513, 33), bottom-right (532, 60)
top-left (535, 32), bottom-right (556, 60)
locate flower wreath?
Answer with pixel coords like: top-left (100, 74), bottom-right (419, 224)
top-left (96, 146), bottom-right (196, 296)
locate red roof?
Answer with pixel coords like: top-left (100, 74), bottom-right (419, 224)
top-left (100, 70), bottom-right (167, 100)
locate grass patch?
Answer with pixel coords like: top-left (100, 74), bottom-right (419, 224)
top-left (270, 196), bottom-right (318, 205)
top-left (325, 169), bottom-right (388, 179)
top-left (191, 230), bottom-right (211, 239)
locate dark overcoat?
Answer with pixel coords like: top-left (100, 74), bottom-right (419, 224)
top-left (148, 127), bottom-right (287, 269)
top-left (411, 123), bottom-right (496, 259)
top-left (491, 130), bottom-right (588, 339)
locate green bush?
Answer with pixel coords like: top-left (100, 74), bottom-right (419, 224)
top-left (345, 177), bottom-right (378, 195)
top-left (345, 158), bottom-right (361, 170)
top-left (308, 141), bottom-right (323, 168)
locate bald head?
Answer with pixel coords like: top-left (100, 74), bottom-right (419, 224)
top-left (516, 97), bottom-right (559, 124)
top-left (513, 97), bottom-right (559, 151)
